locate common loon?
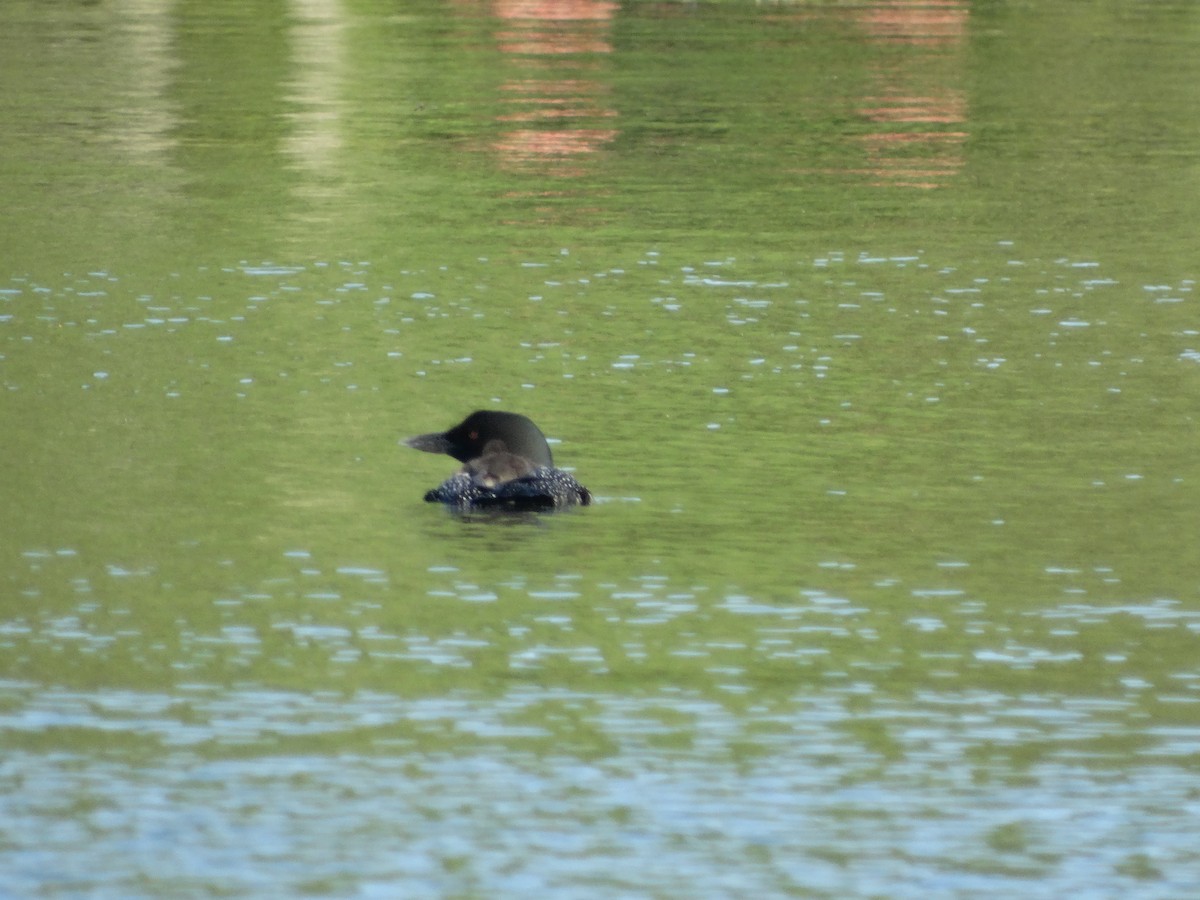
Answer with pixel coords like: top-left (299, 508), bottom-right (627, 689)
top-left (404, 410), bottom-right (592, 511)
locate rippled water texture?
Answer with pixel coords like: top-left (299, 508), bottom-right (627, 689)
top-left (2, 1), bottom-right (1199, 897)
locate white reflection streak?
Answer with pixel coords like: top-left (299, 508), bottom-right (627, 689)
top-left (285, 0), bottom-right (346, 184)
top-left (113, 0), bottom-right (180, 162)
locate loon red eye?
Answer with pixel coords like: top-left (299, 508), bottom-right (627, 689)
top-left (469, 430), bottom-right (478, 440)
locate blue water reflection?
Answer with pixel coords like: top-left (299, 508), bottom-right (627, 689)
top-left (2, 681), bottom-right (1197, 897)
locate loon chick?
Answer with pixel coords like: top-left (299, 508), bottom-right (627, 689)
top-left (463, 441), bottom-right (537, 488)
top-left (404, 410), bottom-right (591, 511)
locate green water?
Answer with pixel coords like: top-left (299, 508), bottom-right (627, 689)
top-left (2, 2), bottom-right (1199, 897)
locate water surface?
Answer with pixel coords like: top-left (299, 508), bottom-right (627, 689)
top-left (2, 1), bottom-right (1199, 897)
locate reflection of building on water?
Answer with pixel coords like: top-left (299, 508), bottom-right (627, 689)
top-left (854, 0), bottom-right (966, 47)
top-left (853, 0), bottom-right (968, 188)
top-left (490, 0), bottom-right (619, 176)
top-left (483, 0), bottom-right (964, 183)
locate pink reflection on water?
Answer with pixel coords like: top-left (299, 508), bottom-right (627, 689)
top-left (496, 0), bottom-right (616, 22)
top-left (489, 0), bottom-right (618, 176)
top-left (856, 0), bottom-right (966, 45)
top-left (853, 0), bottom-right (969, 188)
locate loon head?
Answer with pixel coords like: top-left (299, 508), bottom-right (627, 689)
top-left (403, 410), bottom-right (555, 468)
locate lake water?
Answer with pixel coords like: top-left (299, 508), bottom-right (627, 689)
top-left (2, 1), bottom-right (1199, 897)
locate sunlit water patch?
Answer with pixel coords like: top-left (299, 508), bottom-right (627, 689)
top-left (1, 680), bottom-right (1198, 897)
